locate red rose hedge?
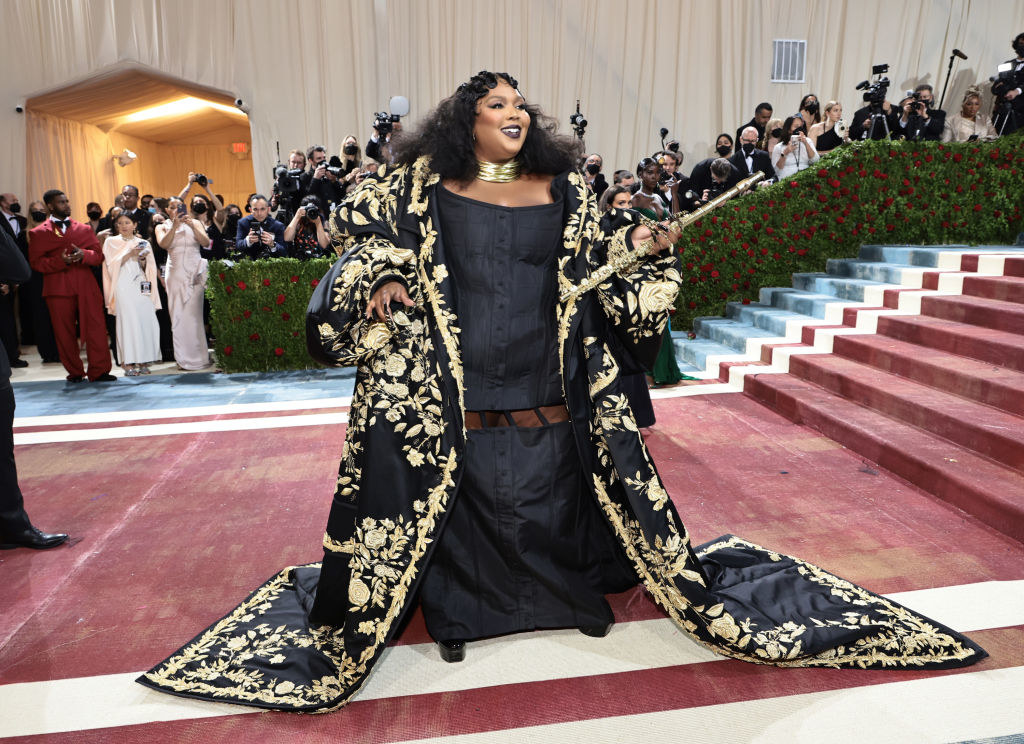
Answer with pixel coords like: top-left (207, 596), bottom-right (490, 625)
top-left (207, 134), bottom-right (1022, 372)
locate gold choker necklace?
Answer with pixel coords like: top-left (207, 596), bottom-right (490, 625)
top-left (476, 158), bottom-right (521, 183)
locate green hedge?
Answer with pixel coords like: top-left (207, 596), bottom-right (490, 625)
top-left (672, 131), bottom-right (1024, 329)
top-left (207, 257), bottom-right (332, 373)
top-left (208, 133), bottom-right (1024, 371)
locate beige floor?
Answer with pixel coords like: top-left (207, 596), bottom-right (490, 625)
top-left (9, 344), bottom-right (211, 384)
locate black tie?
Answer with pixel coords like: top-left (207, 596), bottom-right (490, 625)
top-left (55, 220), bottom-right (69, 232)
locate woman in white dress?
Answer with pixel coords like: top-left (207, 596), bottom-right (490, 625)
top-left (773, 114), bottom-right (819, 178)
top-left (942, 85), bottom-right (999, 142)
top-left (155, 198), bottom-right (211, 370)
top-left (102, 213), bottom-right (161, 375)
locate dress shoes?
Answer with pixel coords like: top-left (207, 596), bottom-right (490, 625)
top-left (578, 622), bottom-right (613, 638)
top-left (91, 373), bottom-right (117, 382)
top-left (437, 640), bottom-right (466, 663)
top-left (0, 526), bottom-right (69, 550)
top-left (66, 375), bottom-right (86, 383)
top-left (10, 358), bottom-right (28, 368)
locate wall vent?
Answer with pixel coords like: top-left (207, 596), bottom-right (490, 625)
top-left (772, 40), bottom-right (807, 83)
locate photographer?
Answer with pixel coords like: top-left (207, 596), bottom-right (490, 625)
top-left (689, 154), bottom-right (740, 204)
top-left (897, 84), bottom-right (945, 141)
top-left (992, 32), bottom-right (1024, 135)
top-left (772, 115), bottom-right (819, 177)
top-left (582, 153), bottom-right (608, 199)
top-left (284, 195), bottom-right (332, 260)
top-left (309, 144), bottom-right (347, 210)
top-left (271, 149), bottom-right (309, 224)
top-left (235, 194), bottom-right (286, 260)
top-left (366, 118), bottom-right (403, 165)
top-left (178, 172), bottom-right (226, 235)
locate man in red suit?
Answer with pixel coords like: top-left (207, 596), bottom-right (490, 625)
top-left (28, 190), bottom-right (115, 383)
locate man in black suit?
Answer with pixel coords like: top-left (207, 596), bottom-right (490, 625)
top-left (736, 102), bottom-right (773, 146)
top-left (895, 84), bottom-right (945, 141)
top-left (0, 193), bottom-right (29, 368)
top-left (993, 32), bottom-right (1024, 135)
top-left (0, 223), bottom-right (68, 550)
top-left (235, 194), bottom-right (287, 259)
top-left (689, 157), bottom-right (741, 201)
top-left (730, 126), bottom-right (776, 182)
top-left (119, 185), bottom-right (152, 238)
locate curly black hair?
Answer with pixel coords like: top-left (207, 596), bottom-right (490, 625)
top-left (392, 70), bottom-right (582, 184)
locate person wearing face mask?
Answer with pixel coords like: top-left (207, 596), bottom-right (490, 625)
top-left (28, 189), bottom-right (115, 383)
top-left (337, 135), bottom-right (363, 197)
top-left (714, 133), bottom-right (734, 157)
top-left (85, 202), bottom-right (104, 233)
top-left (220, 204), bottom-right (244, 258)
top-left (0, 193), bottom-right (29, 369)
top-left (177, 172), bottom-right (226, 232)
top-left (582, 153), bottom-right (608, 199)
top-left (772, 115), bottom-right (820, 178)
top-left (897, 84), bottom-right (946, 141)
top-left (16, 201), bottom-right (60, 363)
top-left (799, 94), bottom-right (822, 128)
top-left (942, 86), bottom-right (998, 142)
top-left (729, 126), bottom-right (776, 183)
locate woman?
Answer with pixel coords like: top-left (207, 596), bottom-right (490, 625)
top-left (338, 134), bottom-right (363, 196)
top-left (284, 195), bottom-right (332, 259)
top-left (773, 114), bottom-right (820, 177)
top-left (155, 198), bottom-right (210, 370)
top-left (809, 100), bottom-right (849, 152)
top-left (140, 70), bottom-right (984, 714)
top-left (95, 206), bottom-right (122, 246)
top-left (85, 202), bottom-right (103, 233)
top-left (631, 157), bottom-right (671, 218)
top-left (598, 185), bottom-right (632, 211)
top-left (760, 116), bottom-right (784, 154)
top-left (942, 85), bottom-right (999, 142)
top-left (799, 93), bottom-right (822, 127)
top-left (101, 212), bottom-right (160, 375)
top-left (714, 132), bottom-right (733, 157)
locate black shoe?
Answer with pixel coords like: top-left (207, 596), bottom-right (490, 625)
top-left (438, 640), bottom-right (466, 663)
top-left (10, 359), bottom-right (28, 368)
top-left (579, 623), bottom-right (613, 638)
top-left (91, 373), bottom-right (117, 382)
top-left (66, 375), bottom-right (86, 383)
top-left (0, 526), bottom-right (69, 550)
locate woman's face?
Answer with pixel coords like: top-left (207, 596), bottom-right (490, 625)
top-left (640, 164), bottom-right (660, 190)
top-left (114, 215), bottom-right (134, 236)
top-left (962, 96), bottom-right (981, 118)
top-left (611, 191), bottom-right (632, 209)
top-left (472, 80), bottom-right (530, 162)
top-left (789, 119), bottom-right (806, 137)
top-left (716, 135), bottom-right (732, 151)
top-left (828, 104), bottom-right (842, 121)
top-left (802, 96), bottom-right (818, 110)
top-left (166, 199), bottom-right (182, 217)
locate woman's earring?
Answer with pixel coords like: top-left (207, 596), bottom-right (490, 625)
top-left (472, 132), bottom-right (477, 142)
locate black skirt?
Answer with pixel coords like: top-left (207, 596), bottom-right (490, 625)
top-left (419, 419), bottom-right (636, 642)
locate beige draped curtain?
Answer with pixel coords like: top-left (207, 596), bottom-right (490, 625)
top-left (3, 0), bottom-right (1022, 214)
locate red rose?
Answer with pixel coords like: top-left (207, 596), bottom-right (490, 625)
top-left (292, 331), bottom-right (300, 337)
top-left (311, 279), bottom-right (319, 287)
top-left (243, 309), bottom-right (252, 318)
top-left (218, 272), bottom-right (226, 281)
top-left (290, 275), bottom-right (299, 283)
top-left (281, 312), bottom-right (291, 321)
top-left (886, 224), bottom-right (895, 231)
top-left (225, 286), bottom-right (233, 294)
top-left (274, 347), bottom-right (284, 356)
top-left (789, 180), bottom-right (798, 188)
top-left (223, 345), bottom-right (233, 356)
top-left (973, 204), bottom-right (982, 212)
top-left (710, 270), bottom-right (719, 278)
top-left (688, 301), bottom-right (697, 309)
top-left (262, 278), bottom-right (271, 287)
top-left (953, 153), bottom-right (963, 162)
top-left (237, 281), bottom-right (247, 290)
top-left (249, 332), bottom-right (260, 341)
top-left (817, 168), bottom-right (828, 177)
top-left (276, 294), bottom-right (286, 305)
top-left (742, 298), bottom-right (751, 305)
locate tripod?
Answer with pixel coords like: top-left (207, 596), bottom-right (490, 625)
top-left (867, 110), bottom-right (891, 140)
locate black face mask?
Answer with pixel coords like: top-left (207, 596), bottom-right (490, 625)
top-left (586, 162), bottom-right (601, 175)
top-left (716, 144), bottom-right (732, 156)
top-left (343, 144), bottom-right (358, 156)
top-left (8, 202), bottom-right (20, 214)
top-left (87, 210), bottom-right (102, 220)
top-left (30, 210), bottom-right (47, 222)
top-left (741, 142), bottom-right (755, 155)
top-left (192, 201), bottom-right (208, 215)
top-left (804, 101), bottom-right (819, 114)
top-left (770, 127), bottom-right (783, 139)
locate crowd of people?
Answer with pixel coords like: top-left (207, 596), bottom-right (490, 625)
top-left (1, 37), bottom-right (1021, 385)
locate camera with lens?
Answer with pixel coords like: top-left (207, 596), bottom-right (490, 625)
top-left (569, 100), bottom-right (587, 139)
top-left (856, 63), bottom-right (891, 106)
top-left (373, 111), bottom-right (399, 136)
top-left (707, 183), bottom-right (726, 199)
top-left (303, 204), bottom-right (320, 222)
top-left (273, 165), bottom-right (304, 194)
top-left (194, 173), bottom-right (209, 187)
top-left (990, 62), bottom-right (1018, 99)
top-left (905, 90), bottom-right (927, 114)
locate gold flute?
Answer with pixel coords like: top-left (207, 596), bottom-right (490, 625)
top-left (560, 171), bottom-right (766, 302)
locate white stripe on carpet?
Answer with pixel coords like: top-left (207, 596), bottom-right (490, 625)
top-left (13, 397), bottom-right (354, 428)
top-left (399, 666), bottom-right (1024, 744)
top-left (0, 580), bottom-right (1021, 738)
top-left (13, 412), bottom-right (349, 445)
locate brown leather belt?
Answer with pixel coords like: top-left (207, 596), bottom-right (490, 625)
top-left (465, 405), bottom-right (570, 429)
